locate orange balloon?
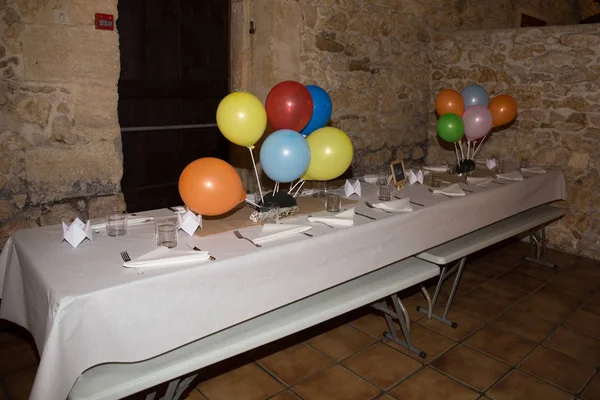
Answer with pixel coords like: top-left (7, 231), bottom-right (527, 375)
top-left (435, 89), bottom-right (465, 117)
top-left (488, 95), bottom-right (517, 127)
top-left (178, 158), bottom-right (245, 216)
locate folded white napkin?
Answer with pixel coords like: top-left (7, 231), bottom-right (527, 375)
top-left (253, 224), bottom-right (312, 245)
top-left (123, 247), bottom-right (210, 269)
top-left (424, 165), bottom-right (447, 173)
top-left (91, 216), bottom-right (155, 231)
top-left (308, 208), bottom-right (355, 227)
top-left (432, 184), bottom-right (466, 197)
top-left (407, 169), bottom-right (424, 185)
top-left (520, 166), bottom-right (546, 174)
top-left (467, 176), bottom-right (494, 186)
top-left (496, 171), bottom-right (523, 181)
top-left (486, 159), bottom-right (497, 170)
top-left (344, 179), bottom-right (362, 197)
top-left (371, 198), bottom-right (412, 212)
top-left (363, 174), bottom-right (378, 184)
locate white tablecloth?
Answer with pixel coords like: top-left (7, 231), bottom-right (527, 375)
top-left (0, 169), bottom-right (566, 400)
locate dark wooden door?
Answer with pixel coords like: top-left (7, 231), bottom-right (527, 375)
top-left (118, 0), bottom-right (230, 212)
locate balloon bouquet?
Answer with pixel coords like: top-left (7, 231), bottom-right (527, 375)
top-left (216, 80), bottom-right (353, 211)
top-left (177, 81), bottom-right (354, 219)
top-left (435, 84), bottom-right (517, 173)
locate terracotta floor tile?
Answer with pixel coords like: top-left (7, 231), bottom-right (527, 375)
top-left (546, 249), bottom-right (579, 269)
top-left (583, 291), bottom-right (600, 316)
top-left (496, 270), bottom-right (547, 292)
top-left (515, 293), bottom-right (578, 324)
top-left (401, 292), bottom-right (430, 317)
top-left (3, 365), bottom-right (37, 400)
top-left (389, 367), bottom-right (477, 400)
top-left (519, 346), bottom-right (594, 393)
top-left (431, 345), bottom-right (509, 391)
top-left (487, 251), bottom-right (525, 268)
top-left (552, 273), bottom-right (599, 300)
top-left (446, 270), bottom-right (489, 295)
top-left (341, 343), bottom-right (421, 389)
top-left (417, 310), bottom-right (484, 341)
top-left (384, 324), bottom-right (456, 363)
top-left (0, 333), bottom-right (38, 374)
top-left (453, 290), bottom-right (511, 322)
top-left (349, 313), bottom-right (399, 339)
top-left (465, 260), bottom-right (512, 279)
top-left (492, 307), bottom-right (559, 343)
top-left (465, 325), bottom-right (536, 365)
top-left (582, 372), bottom-right (600, 400)
top-left (292, 365), bottom-right (379, 400)
top-left (566, 309), bottom-right (600, 338)
top-left (517, 261), bottom-right (557, 280)
top-left (307, 325), bottom-right (377, 361)
top-left (544, 327), bottom-right (600, 366)
top-left (258, 343), bottom-right (332, 386)
top-left (270, 391), bottom-right (300, 400)
top-left (196, 363), bottom-right (284, 400)
top-left (487, 370), bottom-right (571, 400)
top-left (476, 279), bottom-right (529, 305)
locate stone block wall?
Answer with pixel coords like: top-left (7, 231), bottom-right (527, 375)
top-left (579, 0), bottom-right (600, 20)
top-left (0, 0), bottom-right (123, 245)
top-left (428, 24), bottom-right (600, 259)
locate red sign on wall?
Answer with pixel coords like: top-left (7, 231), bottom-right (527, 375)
top-left (95, 13), bottom-right (114, 30)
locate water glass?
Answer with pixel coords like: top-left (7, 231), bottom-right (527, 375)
top-left (519, 157), bottom-right (530, 168)
top-left (377, 171), bottom-right (390, 186)
top-left (377, 184), bottom-right (393, 201)
top-left (259, 202), bottom-right (280, 224)
top-left (495, 158), bottom-right (505, 174)
top-left (156, 221), bottom-right (178, 248)
top-left (312, 181), bottom-right (327, 198)
top-left (325, 193), bottom-right (342, 212)
top-left (106, 214), bottom-right (127, 237)
top-left (430, 171), bottom-right (443, 188)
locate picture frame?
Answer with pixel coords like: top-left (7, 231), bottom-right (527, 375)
top-left (390, 158), bottom-right (407, 188)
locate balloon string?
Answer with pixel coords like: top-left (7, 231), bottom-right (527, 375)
top-left (274, 182), bottom-right (279, 194)
top-left (459, 140), bottom-right (465, 160)
top-left (293, 179), bottom-right (306, 197)
top-left (472, 133), bottom-right (489, 159)
top-left (288, 179), bottom-right (303, 194)
top-left (453, 143), bottom-right (461, 164)
top-left (467, 141), bottom-right (471, 159)
top-left (248, 146), bottom-right (264, 203)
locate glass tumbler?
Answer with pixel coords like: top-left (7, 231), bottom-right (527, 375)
top-left (325, 193), bottom-right (342, 212)
top-left (106, 214), bottom-right (127, 237)
top-left (156, 221), bottom-right (178, 248)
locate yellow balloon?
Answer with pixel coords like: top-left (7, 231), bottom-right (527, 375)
top-left (216, 92), bottom-right (267, 147)
top-left (305, 127), bottom-right (353, 181)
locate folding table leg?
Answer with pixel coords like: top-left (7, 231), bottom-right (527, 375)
top-left (416, 257), bottom-right (466, 328)
top-left (146, 373), bottom-right (198, 400)
top-left (524, 225), bottom-right (556, 268)
top-left (372, 290), bottom-right (428, 358)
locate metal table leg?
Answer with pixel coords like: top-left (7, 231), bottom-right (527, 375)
top-left (524, 225), bottom-right (556, 268)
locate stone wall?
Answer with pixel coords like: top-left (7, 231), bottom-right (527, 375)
top-left (0, 0), bottom-right (123, 245)
top-left (579, 0), bottom-right (600, 20)
top-left (428, 24), bottom-right (600, 259)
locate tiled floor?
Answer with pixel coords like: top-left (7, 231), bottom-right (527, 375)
top-left (1, 240), bottom-right (600, 400)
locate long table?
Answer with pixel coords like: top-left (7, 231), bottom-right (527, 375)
top-left (0, 168), bottom-right (566, 400)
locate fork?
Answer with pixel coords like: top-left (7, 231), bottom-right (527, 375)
top-left (233, 229), bottom-right (262, 248)
top-left (120, 251), bottom-right (143, 274)
top-left (307, 215), bottom-right (337, 230)
top-left (365, 201), bottom-right (392, 214)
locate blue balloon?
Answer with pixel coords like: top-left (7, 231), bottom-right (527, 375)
top-left (300, 85), bottom-right (332, 136)
top-left (461, 84), bottom-right (489, 109)
top-left (260, 129), bottom-right (311, 183)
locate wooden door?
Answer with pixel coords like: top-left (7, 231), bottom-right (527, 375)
top-left (118, 0), bottom-right (230, 212)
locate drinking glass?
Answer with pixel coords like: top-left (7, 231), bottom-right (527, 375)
top-left (377, 185), bottom-right (393, 201)
top-left (325, 193), bottom-right (342, 212)
top-left (430, 171), bottom-right (443, 188)
top-left (312, 181), bottom-right (327, 198)
top-left (495, 158), bottom-right (505, 174)
top-left (519, 157), bottom-right (530, 168)
top-left (156, 221), bottom-right (178, 248)
top-left (106, 214), bottom-right (127, 237)
top-left (259, 202), bottom-right (280, 224)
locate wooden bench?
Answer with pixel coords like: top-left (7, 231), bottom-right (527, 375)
top-left (415, 204), bottom-right (565, 327)
top-left (69, 257), bottom-right (439, 400)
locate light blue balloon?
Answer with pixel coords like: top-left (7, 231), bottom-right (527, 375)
top-left (461, 84), bottom-right (489, 109)
top-left (260, 129), bottom-right (311, 183)
top-left (301, 85), bottom-right (332, 136)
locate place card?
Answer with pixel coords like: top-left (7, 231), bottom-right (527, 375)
top-left (407, 169), bottom-right (424, 185)
top-left (177, 210), bottom-right (203, 236)
top-left (344, 179), bottom-right (362, 197)
top-left (62, 218), bottom-right (93, 248)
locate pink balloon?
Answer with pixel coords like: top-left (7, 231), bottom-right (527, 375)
top-left (463, 105), bottom-right (493, 142)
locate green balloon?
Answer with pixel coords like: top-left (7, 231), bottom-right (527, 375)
top-left (437, 113), bottom-right (464, 143)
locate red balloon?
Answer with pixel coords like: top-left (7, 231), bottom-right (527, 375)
top-left (178, 158), bottom-right (246, 216)
top-left (266, 81), bottom-right (314, 131)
